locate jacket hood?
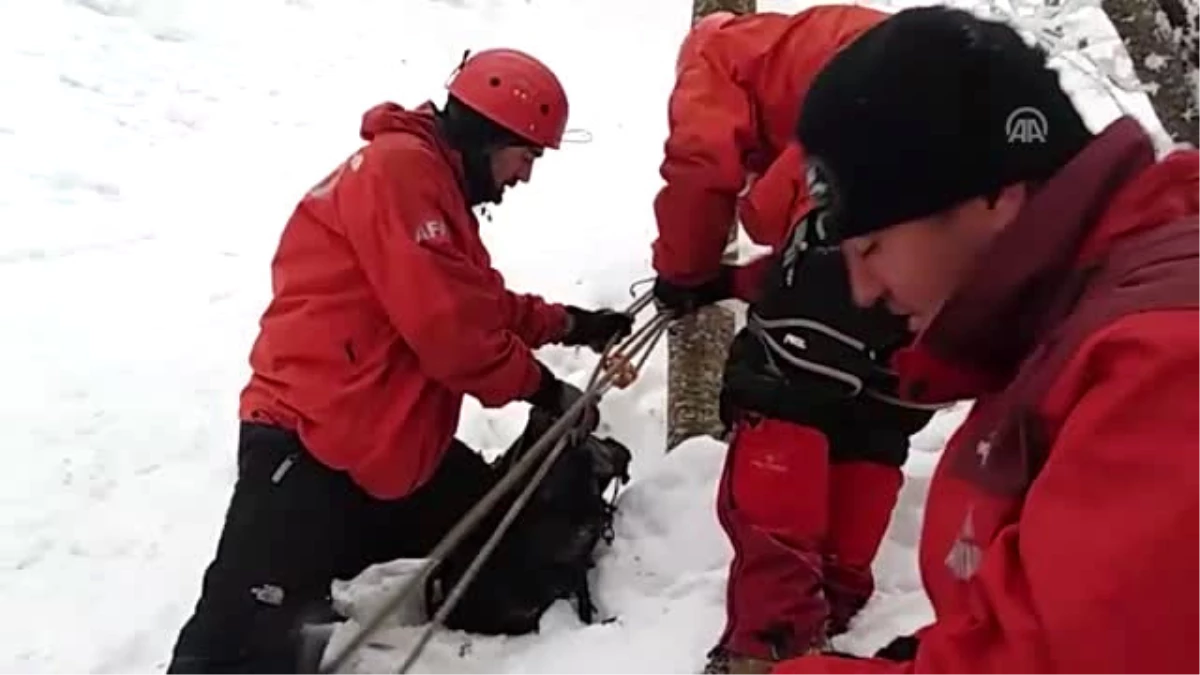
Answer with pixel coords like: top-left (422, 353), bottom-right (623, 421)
top-left (360, 100), bottom-right (508, 207)
top-left (358, 101), bottom-right (477, 203)
top-left (360, 101), bottom-right (439, 142)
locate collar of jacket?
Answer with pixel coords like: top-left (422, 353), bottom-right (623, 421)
top-left (428, 103), bottom-right (500, 207)
top-left (892, 116), bottom-right (1161, 404)
top-left (408, 103), bottom-right (472, 201)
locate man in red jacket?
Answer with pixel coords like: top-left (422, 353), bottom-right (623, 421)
top-left (775, 6), bottom-right (1198, 673)
top-left (648, 7), bottom-right (939, 672)
top-left (167, 48), bottom-right (633, 673)
top-left (652, 5), bottom-right (886, 286)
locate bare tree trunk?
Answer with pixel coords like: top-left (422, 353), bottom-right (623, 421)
top-left (666, 0), bottom-right (755, 452)
top-left (692, 0), bottom-right (755, 21)
top-left (1103, 0), bottom-right (1199, 146)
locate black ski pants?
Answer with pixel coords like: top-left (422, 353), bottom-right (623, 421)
top-left (166, 422), bottom-right (497, 673)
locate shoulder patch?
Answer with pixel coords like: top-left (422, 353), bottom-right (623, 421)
top-left (415, 219), bottom-right (449, 244)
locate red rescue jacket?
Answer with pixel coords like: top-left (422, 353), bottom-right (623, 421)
top-left (775, 119), bottom-right (1199, 673)
top-left (651, 6), bottom-right (887, 286)
top-left (240, 103), bottom-right (568, 499)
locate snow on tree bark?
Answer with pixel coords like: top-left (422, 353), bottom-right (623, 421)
top-left (692, 0), bottom-right (755, 21)
top-left (666, 0), bottom-right (754, 452)
top-left (1103, 0), bottom-right (1198, 146)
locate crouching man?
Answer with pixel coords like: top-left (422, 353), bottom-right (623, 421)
top-left (167, 48), bottom-right (632, 673)
top-left (777, 6), bottom-right (1199, 673)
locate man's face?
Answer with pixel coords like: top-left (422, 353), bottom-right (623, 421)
top-left (840, 185), bottom-right (1027, 332)
top-left (489, 144), bottom-right (543, 200)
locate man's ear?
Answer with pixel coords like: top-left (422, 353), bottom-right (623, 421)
top-left (950, 183), bottom-right (1027, 228)
top-left (988, 182), bottom-right (1028, 228)
top-left (999, 181), bottom-right (1028, 204)
top-left (950, 183), bottom-right (1027, 235)
top-left (982, 182), bottom-right (1027, 210)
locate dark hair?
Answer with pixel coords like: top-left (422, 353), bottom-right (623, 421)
top-left (434, 95), bottom-right (528, 205)
top-left (438, 95), bottom-right (527, 153)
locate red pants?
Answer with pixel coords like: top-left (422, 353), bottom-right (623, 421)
top-left (715, 417), bottom-right (903, 660)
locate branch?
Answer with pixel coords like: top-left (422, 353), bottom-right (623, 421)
top-left (985, 0), bottom-right (1197, 148)
top-left (986, 0), bottom-right (1146, 113)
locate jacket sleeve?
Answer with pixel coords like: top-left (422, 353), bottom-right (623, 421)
top-left (728, 255), bottom-right (774, 304)
top-left (651, 42), bottom-right (760, 286)
top-left (334, 144), bottom-right (546, 407)
top-left (737, 143), bottom-right (811, 251)
top-left (775, 313), bottom-right (1200, 674)
top-left (500, 291), bottom-right (569, 348)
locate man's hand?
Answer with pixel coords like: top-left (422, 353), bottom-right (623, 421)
top-left (524, 363), bottom-right (600, 443)
top-left (561, 307), bottom-right (634, 353)
top-left (652, 269), bottom-right (733, 317)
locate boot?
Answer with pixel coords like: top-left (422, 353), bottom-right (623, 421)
top-left (726, 654), bottom-right (777, 674)
top-left (807, 628), bottom-right (834, 656)
top-left (702, 629), bottom-right (836, 674)
top-left (294, 622), bottom-right (338, 674)
top-left (702, 649), bottom-right (727, 674)
top-left (824, 561), bottom-right (873, 638)
top-left (702, 647), bottom-right (775, 674)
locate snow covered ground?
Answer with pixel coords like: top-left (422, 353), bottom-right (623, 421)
top-left (0, 0), bottom-right (1166, 672)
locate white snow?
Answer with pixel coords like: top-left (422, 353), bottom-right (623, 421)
top-left (0, 0), bottom-right (1164, 673)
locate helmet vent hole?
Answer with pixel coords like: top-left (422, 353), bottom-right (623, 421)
top-left (539, 103), bottom-right (550, 115)
top-left (489, 76), bottom-right (501, 87)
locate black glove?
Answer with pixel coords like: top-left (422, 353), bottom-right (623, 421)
top-left (561, 306), bottom-right (634, 353)
top-left (652, 268), bottom-right (733, 317)
top-left (524, 362), bottom-right (599, 442)
top-left (874, 634), bottom-right (919, 662)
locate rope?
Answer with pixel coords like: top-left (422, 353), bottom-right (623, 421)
top-left (320, 291), bottom-right (665, 674)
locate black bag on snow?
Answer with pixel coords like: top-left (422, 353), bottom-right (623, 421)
top-left (424, 409), bottom-right (632, 635)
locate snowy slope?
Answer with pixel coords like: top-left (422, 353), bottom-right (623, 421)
top-left (0, 0), bottom-right (1163, 672)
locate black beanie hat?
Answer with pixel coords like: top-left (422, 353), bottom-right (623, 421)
top-left (796, 6), bottom-right (1095, 243)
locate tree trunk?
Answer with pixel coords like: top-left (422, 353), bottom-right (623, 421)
top-left (692, 0), bottom-right (755, 21)
top-left (666, 0), bottom-right (756, 452)
top-left (1103, 0), bottom-right (1199, 147)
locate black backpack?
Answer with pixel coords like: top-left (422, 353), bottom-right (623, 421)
top-left (424, 409), bottom-right (632, 635)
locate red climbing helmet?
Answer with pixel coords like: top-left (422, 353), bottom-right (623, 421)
top-left (447, 48), bottom-right (570, 149)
